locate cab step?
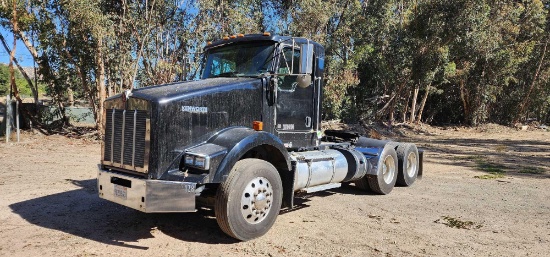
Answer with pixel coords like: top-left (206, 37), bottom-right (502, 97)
top-left (300, 183), bottom-right (341, 194)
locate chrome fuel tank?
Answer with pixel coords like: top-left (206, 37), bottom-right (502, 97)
top-left (291, 148), bottom-right (367, 191)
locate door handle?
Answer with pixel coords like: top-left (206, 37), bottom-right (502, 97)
top-left (305, 116), bottom-right (312, 127)
top-left (268, 76), bottom-right (277, 106)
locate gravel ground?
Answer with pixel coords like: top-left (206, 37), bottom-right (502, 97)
top-left (0, 126), bottom-right (549, 256)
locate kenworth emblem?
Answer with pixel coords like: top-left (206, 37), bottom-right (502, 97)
top-left (182, 106), bottom-right (208, 114)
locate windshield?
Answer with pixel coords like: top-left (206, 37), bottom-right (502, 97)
top-left (202, 42), bottom-right (275, 79)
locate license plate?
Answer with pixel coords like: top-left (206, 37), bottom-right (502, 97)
top-left (114, 185), bottom-right (127, 199)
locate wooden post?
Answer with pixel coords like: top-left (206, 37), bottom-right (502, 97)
top-left (16, 99), bottom-right (20, 142)
top-left (5, 94), bottom-right (11, 143)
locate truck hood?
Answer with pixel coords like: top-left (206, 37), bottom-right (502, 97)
top-left (129, 77), bottom-right (259, 103)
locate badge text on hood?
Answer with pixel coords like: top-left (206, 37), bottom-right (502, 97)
top-left (182, 106), bottom-right (208, 114)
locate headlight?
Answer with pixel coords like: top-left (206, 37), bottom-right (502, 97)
top-left (184, 155), bottom-right (195, 166)
top-left (194, 156), bottom-right (206, 169)
top-left (184, 154), bottom-right (210, 170)
top-left (183, 143), bottom-right (228, 171)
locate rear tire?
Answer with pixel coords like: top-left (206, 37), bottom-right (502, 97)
top-left (366, 145), bottom-right (398, 194)
top-left (215, 159), bottom-right (282, 241)
top-left (354, 178), bottom-right (371, 191)
top-left (395, 143), bottom-right (419, 187)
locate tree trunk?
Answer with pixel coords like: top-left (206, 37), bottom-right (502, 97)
top-left (402, 90), bottom-right (411, 123)
top-left (416, 83), bottom-right (431, 123)
top-left (9, 0), bottom-right (18, 100)
top-left (96, 37), bottom-right (106, 132)
top-left (409, 85), bottom-right (419, 123)
top-left (61, 34), bottom-right (97, 126)
top-left (4, 1), bottom-right (45, 133)
top-left (16, 31), bottom-right (39, 60)
top-left (514, 39), bottom-right (548, 123)
top-left (67, 88), bottom-right (74, 107)
top-left (0, 33), bottom-right (38, 105)
top-left (376, 93), bottom-right (397, 119)
top-left (73, 55), bottom-right (98, 118)
top-left (459, 79), bottom-right (470, 124)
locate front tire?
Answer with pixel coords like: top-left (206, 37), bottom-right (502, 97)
top-left (215, 159), bottom-right (282, 241)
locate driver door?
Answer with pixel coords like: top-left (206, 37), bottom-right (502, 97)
top-left (275, 46), bottom-right (316, 149)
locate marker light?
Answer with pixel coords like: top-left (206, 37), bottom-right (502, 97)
top-left (253, 121), bottom-right (263, 131)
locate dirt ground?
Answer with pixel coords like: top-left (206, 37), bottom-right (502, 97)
top-left (1, 124), bottom-right (549, 256)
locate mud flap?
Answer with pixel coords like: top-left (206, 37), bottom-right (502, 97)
top-left (418, 149), bottom-right (424, 179)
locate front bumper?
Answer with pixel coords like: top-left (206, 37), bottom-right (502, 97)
top-left (97, 168), bottom-right (196, 213)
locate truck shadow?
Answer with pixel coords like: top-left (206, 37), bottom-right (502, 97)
top-left (9, 179), bottom-right (238, 249)
top-left (280, 183), bottom-right (376, 214)
top-left (9, 179), bottom-right (386, 248)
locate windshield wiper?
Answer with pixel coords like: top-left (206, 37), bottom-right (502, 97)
top-left (212, 72), bottom-right (260, 78)
top-left (212, 72), bottom-right (239, 78)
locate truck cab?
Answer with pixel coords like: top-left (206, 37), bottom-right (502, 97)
top-left (97, 34), bottom-right (423, 241)
top-left (201, 34), bottom-right (324, 149)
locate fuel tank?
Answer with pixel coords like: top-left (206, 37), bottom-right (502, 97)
top-left (291, 148), bottom-right (368, 191)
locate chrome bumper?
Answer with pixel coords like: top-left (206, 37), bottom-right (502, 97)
top-left (97, 169), bottom-right (196, 213)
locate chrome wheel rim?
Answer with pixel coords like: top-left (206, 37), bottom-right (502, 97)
top-left (240, 177), bottom-right (273, 224)
top-left (406, 152), bottom-right (417, 177)
top-left (382, 155), bottom-right (396, 184)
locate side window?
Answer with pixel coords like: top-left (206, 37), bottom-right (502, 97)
top-left (278, 47), bottom-right (300, 91)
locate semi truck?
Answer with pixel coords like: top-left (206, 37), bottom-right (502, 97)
top-left (97, 33), bottom-right (423, 241)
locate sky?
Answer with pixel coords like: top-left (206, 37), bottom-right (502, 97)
top-left (0, 27), bottom-right (36, 67)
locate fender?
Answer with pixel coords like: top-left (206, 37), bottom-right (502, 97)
top-left (205, 126), bottom-right (292, 183)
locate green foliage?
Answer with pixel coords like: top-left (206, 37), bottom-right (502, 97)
top-left (0, 0), bottom-right (549, 128)
top-left (519, 166), bottom-right (546, 174)
top-left (435, 216), bottom-right (483, 229)
top-left (472, 157), bottom-right (507, 179)
top-left (0, 64), bottom-right (44, 97)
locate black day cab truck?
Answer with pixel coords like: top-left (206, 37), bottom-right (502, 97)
top-left (97, 33), bottom-right (423, 241)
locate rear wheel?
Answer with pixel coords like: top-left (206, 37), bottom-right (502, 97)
top-left (354, 178), bottom-right (370, 191)
top-left (355, 145), bottom-right (398, 194)
top-left (215, 159), bottom-right (282, 241)
top-left (395, 143), bottom-right (419, 187)
top-left (366, 146), bottom-right (398, 194)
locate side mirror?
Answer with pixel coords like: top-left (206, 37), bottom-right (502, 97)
top-left (299, 43), bottom-right (313, 74)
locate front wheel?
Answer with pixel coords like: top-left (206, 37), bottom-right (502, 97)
top-left (215, 159), bottom-right (282, 241)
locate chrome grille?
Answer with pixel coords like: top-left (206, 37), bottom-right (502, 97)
top-left (103, 109), bottom-right (149, 173)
